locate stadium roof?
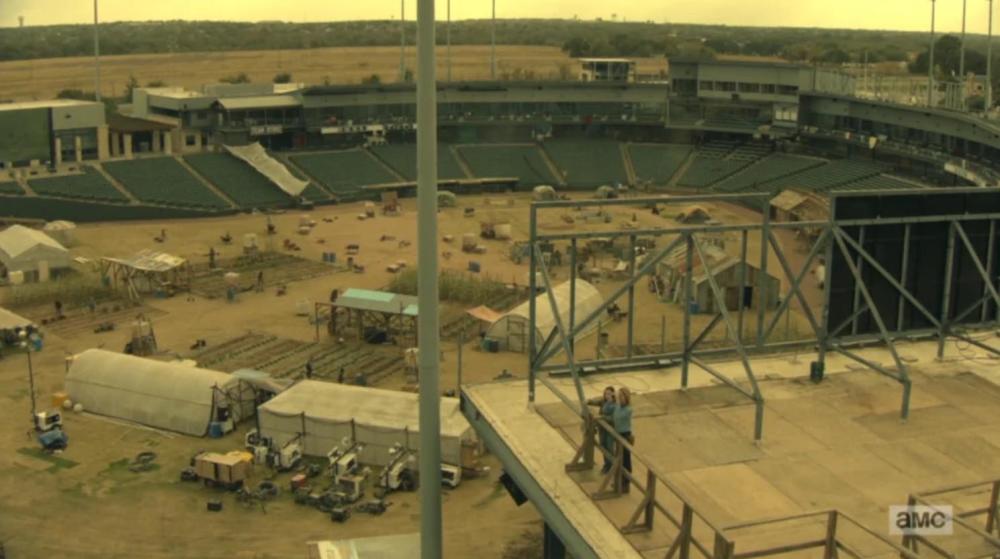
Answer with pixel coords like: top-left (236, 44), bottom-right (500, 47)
top-left (668, 56), bottom-right (809, 69)
top-left (216, 95), bottom-right (301, 110)
top-left (107, 113), bottom-right (174, 132)
top-left (0, 99), bottom-right (100, 112)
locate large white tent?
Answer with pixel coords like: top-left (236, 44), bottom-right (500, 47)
top-left (66, 349), bottom-right (254, 436)
top-left (486, 279), bottom-right (604, 353)
top-left (257, 380), bottom-right (473, 467)
top-left (0, 224), bottom-right (71, 278)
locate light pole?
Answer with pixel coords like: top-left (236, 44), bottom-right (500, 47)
top-left (94, 0), bottom-right (101, 101)
top-left (491, 0), bottom-right (497, 80)
top-left (928, 0), bottom-right (937, 107)
top-left (416, 0), bottom-right (443, 556)
top-left (19, 331), bottom-right (37, 419)
top-left (447, 0), bottom-right (452, 82)
top-left (400, 0), bottom-right (407, 82)
top-left (961, 0), bottom-right (968, 79)
top-left (989, 0), bottom-right (995, 110)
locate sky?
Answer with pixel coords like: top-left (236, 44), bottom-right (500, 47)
top-left (0, 0), bottom-right (995, 35)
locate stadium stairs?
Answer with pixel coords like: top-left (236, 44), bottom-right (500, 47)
top-left (174, 157), bottom-right (239, 209)
top-left (90, 164), bottom-right (139, 203)
top-left (537, 143), bottom-right (568, 187)
top-left (668, 151), bottom-right (698, 188)
top-left (449, 145), bottom-right (475, 179)
top-left (363, 148), bottom-right (407, 182)
top-left (280, 154), bottom-right (334, 197)
top-left (620, 143), bottom-right (638, 185)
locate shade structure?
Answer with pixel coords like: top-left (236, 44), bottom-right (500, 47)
top-left (486, 279), bottom-right (604, 353)
top-left (0, 224), bottom-right (71, 275)
top-left (257, 380), bottom-right (472, 467)
top-left (65, 349), bottom-right (253, 436)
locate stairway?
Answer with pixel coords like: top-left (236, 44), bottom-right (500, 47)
top-left (451, 145), bottom-right (475, 179)
top-left (174, 156), bottom-right (239, 209)
top-left (668, 151), bottom-right (698, 188)
top-left (537, 143), bottom-right (567, 187)
top-left (364, 148), bottom-right (406, 182)
top-left (620, 143), bottom-right (638, 186)
top-left (91, 163), bottom-right (139, 204)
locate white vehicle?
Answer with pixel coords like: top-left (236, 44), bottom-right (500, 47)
top-left (33, 410), bottom-right (63, 433)
top-left (244, 429), bottom-right (302, 471)
top-left (441, 463), bottom-right (462, 488)
top-left (378, 444), bottom-right (417, 493)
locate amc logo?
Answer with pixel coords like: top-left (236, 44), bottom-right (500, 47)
top-left (889, 505), bottom-right (954, 536)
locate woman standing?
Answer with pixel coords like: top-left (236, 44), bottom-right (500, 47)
top-left (587, 387), bottom-right (617, 474)
top-left (613, 387), bottom-right (634, 492)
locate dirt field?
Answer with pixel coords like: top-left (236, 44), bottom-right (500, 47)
top-left (0, 193), bottom-right (816, 557)
top-left (0, 45), bottom-right (669, 101)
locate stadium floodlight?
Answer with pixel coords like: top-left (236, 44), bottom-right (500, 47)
top-left (400, 0), bottom-right (407, 82)
top-left (989, 0), bottom-right (995, 111)
top-left (94, 0), bottom-right (101, 101)
top-left (447, 0), bottom-right (452, 82)
top-left (929, 0), bottom-right (936, 108)
top-left (491, 0), bottom-right (497, 80)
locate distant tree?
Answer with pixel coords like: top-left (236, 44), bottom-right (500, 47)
top-left (273, 72), bottom-right (292, 84)
top-left (220, 72), bottom-right (251, 84)
top-left (123, 74), bottom-right (139, 100)
top-left (361, 74), bottom-right (381, 85)
top-left (908, 35), bottom-right (987, 78)
top-left (817, 48), bottom-right (850, 64)
top-left (55, 89), bottom-right (95, 101)
top-left (146, 80), bottom-right (167, 87)
top-left (403, 69), bottom-right (414, 83)
top-left (704, 37), bottom-right (741, 54)
top-left (562, 36), bottom-right (591, 57)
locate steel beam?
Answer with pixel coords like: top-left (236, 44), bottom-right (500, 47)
top-left (756, 198), bottom-right (771, 348)
top-left (626, 235), bottom-right (637, 359)
top-left (529, 203), bottom-right (538, 401)
top-left (938, 222), bottom-right (957, 359)
top-left (850, 226), bottom-right (866, 336)
top-left (763, 229), bottom-right (826, 342)
top-left (681, 234), bottom-right (694, 388)
top-left (897, 223), bottom-right (911, 332)
top-left (737, 229), bottom-right (748, 342)
top-left (981, 220), bottom-right (996, 323)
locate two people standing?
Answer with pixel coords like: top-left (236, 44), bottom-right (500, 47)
top-left (589, 386), bottom-right (634, 492)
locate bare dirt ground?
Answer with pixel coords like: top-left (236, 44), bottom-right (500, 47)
top-left (0, 192), bottom-right (816, 557)
top-left (0, 45), bottom-right (669, 101)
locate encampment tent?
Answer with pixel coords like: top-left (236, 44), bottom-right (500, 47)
top-left (486, 279), bottom-right (604, 353)
top-left (65, 349), bottom-right (254, 436)
top-left (257, 380), bottom-right (473, 466)
top-left (437, 191), bottom-right (457, 207)
top-left (0, 224), bottom-right (71, 279)
top-left (532, 185), bottom-right (557, 201)
top-left (42, 221), bottom-right (78, 247)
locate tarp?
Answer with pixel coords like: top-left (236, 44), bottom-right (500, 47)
top-left (0, 224), bottom-right (71, 273)
top-left (103, 249), bottom-right (187, 273)
top-left (465, 305), bottom-right (503, 323)
top-left (257, 380), bottom-right (472, 466)
top-left (65, 349), bottom-right (253, 436)
top-left (224, 143), bottom-right (309, 197)
top-left (486, 279), bottom-right (604, 353)
top-left (0, 306), bottom-right (33, 331)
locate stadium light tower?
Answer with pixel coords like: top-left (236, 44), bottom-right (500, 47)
top-left (961, 0), bottom-right (968, 79)
top-left (94, 0), bottom-right (102, 101)
top-left (415, 0), bottom-right (442, 557)
top-left (399, 0), bottom-right (407, 82)
top-left (447, 0), bottom-right (452, 82)
top-left (491, 0), bottom-right (497, 80)
top-left (989, 0), bottom-right (995, 110)
top-left (928, 0), bottom-right (936, 107)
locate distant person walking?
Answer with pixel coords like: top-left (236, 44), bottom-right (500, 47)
top-left (587, 387), bottom-right (617, 474)
top-left (614, 387), bottom-right (634, 493)
top-left (304, 360), bottom-right (313, 380)
top-left (255, 270), bottom-right (265, 292)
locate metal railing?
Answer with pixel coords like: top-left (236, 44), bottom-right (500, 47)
top-left (904, 478), bottom-right (1000, 558)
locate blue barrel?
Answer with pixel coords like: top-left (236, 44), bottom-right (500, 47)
top-left (468, 261), bottom-right (481, 273)
top-left (208, 422), bottom-right (224, 438)
top-left (688, 301), bottom-right (699, 314)
top-left (328, 252), bottom-right (336, 263)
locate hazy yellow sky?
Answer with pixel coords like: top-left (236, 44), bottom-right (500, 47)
top-left (0, 0), bottom-right (994, 34)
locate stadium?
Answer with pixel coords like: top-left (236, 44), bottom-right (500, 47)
top-left (3, 47), bottom-right (1000, 558)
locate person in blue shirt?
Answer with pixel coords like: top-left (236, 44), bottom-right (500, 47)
top-left (613, 387), bottom-right (634, 492)
top-left (587, 387), bottom-right (617, 474)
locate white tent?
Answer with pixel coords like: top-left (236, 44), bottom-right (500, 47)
top-left (0, 225), bottom-right (71, 277)
top-left (486, 279), bottom-right (604, 353)
top-left (42, 221), bottom-right (78, 248)
top-left (65, 349), bottom-right (254, 436)
top-left (257, 380), bottom-right (473, 467)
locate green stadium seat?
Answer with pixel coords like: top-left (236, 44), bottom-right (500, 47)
top-left (290, 150), bottom-right (398, 202)
top-left (544, 140), bottom-right (628, 187)
top-left (714, 155), bottom-right (826, 193)
top-left (184, 153), bottom-right (291, 208)
top-left (457, 144), bottom-right (557, 186)
top-left (104, 157), bottom-right (228, 209)
top-left (764, 159), bottom-right (890, 193)
top-left (678, 156), bottom-right (751, 188)
top-left (28, 166), bottom-right (127, 203)
top-left (628, 144), bottom-right (692, 185)
top-left (371, 144), bottom-right (467, 181)
top-left (0, 179), bottom-right (26, 196)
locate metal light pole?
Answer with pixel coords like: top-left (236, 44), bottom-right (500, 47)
top-left (400, 0), bottom-right (407, 82)
top-left (961, 0), bottom-right (968, 79)
top-left (416, 0), bottom-right (442, 556)
top-left (989, 0), bottom-right (995, 110)
top-left (491, 0), bottom-right (497, 80)
top-left (929, 0), bottom-right (937, 107)
top-left (19, 332), bottom-right (36, 418)
top-left (447, 0), bottom-right (452, 82)
top-left (94, 0), bottom-right (101, 101)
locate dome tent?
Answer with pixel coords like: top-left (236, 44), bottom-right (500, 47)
top-left (486, 279), bottom-right (604, 353)
top-left (437, 190), bottom-right (458, 207)
top-left (532, 185), bottom-right (557, 201)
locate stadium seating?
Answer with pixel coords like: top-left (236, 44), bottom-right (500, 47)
top-left (628, 144), bottom-right (692, 185)
top-left (764, 159), bottom-right (890, 192)
top-left (104, 157), bottom-right (229, 209)
top-left (830, 174), bottom-right (920, 191)
top-left (456, 144), bottom-right (558, 186)
top-left (543, 140), bottom-right (629, 187)
top-left (371, 144), bottom-right (467, 181)
top-left (184, 153), bottom-right (290, 208)
top-left (713, 155), bottom-right (826, 193)
top-left (0, 179), bottom-right (25, 196)
top-left (28, 166), bottom-right (128, 203)
top-left (290, 150), bottom-right (398, 201)
top-left (677, 156), bottom-right (752, 188)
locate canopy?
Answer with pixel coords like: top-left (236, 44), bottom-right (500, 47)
top-left (0, 224), bottom-right (71, 274)
top-left (0, 306), bottom-right (33, 331)
top-left (465, 305), bottom-right (503, 323)
top-left (65, 349), bottom-right (252, 436)
top-left (258, 380), bottom-right (472, 466)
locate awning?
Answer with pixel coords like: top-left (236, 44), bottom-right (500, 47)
top-left (216, 95), bottom-right (301, 111)
top-left (0, 306), bottom-right (33, 331)
top-left (103, 249), bottom-right (187, 273)
top-left (465, 305), bottom-right (503, 324)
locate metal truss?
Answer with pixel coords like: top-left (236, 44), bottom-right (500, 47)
top-left (527, 189), bottom-right (1000, 443)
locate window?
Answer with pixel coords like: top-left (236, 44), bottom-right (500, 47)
top-left (185, 134), bottom-right (197, 147)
